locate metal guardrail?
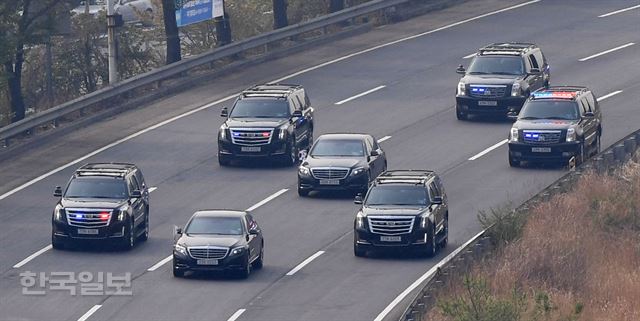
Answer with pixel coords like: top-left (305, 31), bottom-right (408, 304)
top-left (0, 0), bottom-right (412, 147)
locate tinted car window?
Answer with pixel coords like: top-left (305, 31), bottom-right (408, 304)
top-left (230, 99), bottom-right (290, 118)
top-left (65, 178), bottom-right (128, 199)
top-left (311, 139), bottom-right (364, 157)
top-left (365, 186), bottom-right (429, 206)
top-left (468, 56), bottom-right (525, 75)
top-left (519, 101), bottom-right (579, 120)
top-left (186, 217), bottom-right (244, 235)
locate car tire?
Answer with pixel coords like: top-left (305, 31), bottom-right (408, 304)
top-left (139, 208), bottom-right (149, 242)
top-left (424, 224), bottom-right (437, 257)
top-left (439, 217), bottom-right (448, 249)
top-left (456, 106), bottom-right (468, 121)
top-left (577, 142), bottom-right (585, 165)
top-left (218, 155), bottom-right (231, 167)
top-left (254, 244), bottom-right (264, 269)
top-left (172, 263), bottom-right (184, 278)
top-left (354, 243), bottom-right (366, 257)
top-left (238, 256), bottom-right (251, 279)
top-left (122, 219), bottom-right (135, 250)
top-left (52, 234), bottom-right (65, 250)
top-left (283, 139), bottom-right (298, 166)
top-left (593, 134), bottom-right (601, 156)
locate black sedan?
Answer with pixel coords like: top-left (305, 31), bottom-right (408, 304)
top-left (297, 133), bottom-right (387, 196)
top-left (172, 210), bottom-right (264, 278)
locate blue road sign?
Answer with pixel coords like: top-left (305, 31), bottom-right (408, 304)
top-left (176, 0), bottom-right (223, 27)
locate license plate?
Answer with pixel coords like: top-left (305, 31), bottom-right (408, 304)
top-left (478, 100), bottom-right (497, 106)
top-left (380, 236), bottom-right (401, 242)
top-left (319, 179), bottom-right (340, 185)
top-left (77, 228), bottom-right (98, 235)
top-left (532, 147), bottom-right (551, 153)
top-left (241, 146), bottom-right (261, 152)
top-left (196, 259), bottom-right (219, 265)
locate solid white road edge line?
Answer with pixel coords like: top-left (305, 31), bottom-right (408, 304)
top-left (598, 4), bottom-right (640, 18)
top-left (378, 136), bottom-right (392, 143)
top-left (227, 309), bottom-right (247, 321)
top-left (468, 139), bottom-right (508, 161)
top-left (579, 42), bottom-right (635, 61)
top-left (147, 188), bottom-right (289, 272)
top-left (13, 245), bottom-right (52, 269)
top-left (0, 0), bottom-right (541, 202)
top-left (246, 189), bottom-right (289, 212)
top-left (462, 53), bottom-right (476, 59)
top-left (77, 305), bottom-right (102, 321)
top-left (335, 85), bottom-right (387, 105)
top-left (598, 90), bottom-right (623, 101)
top-left (374, 230), bottom-right (485, 321)
top-left (285, 251), bottom-right (325, 276)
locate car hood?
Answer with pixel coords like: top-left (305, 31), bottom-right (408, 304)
top-left (361, 206), bottom-right (428, 216)
top-left (225, 118), bottom-right (288, 129)
top-left (178, 234), bottom-right (244, 248)
top-left (302, 156), bottom-right (365, 168)
top-left (60, 198), bottom-right (127, 209)
top-left (513, 119), bottom-right (577, 130)
top-left (461, 74), bottom-right (523, 85)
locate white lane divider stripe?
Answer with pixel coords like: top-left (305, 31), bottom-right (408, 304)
top-left (286, 251), bottom-right (325, 276)
top-left (77, 305), bottom-right (102, 321)
top-left (147, 255), bottom-right (173, 272)
top-left (335, 85), bottom-right (386, 105)
top-left (462, 53), bottom-right (476, 59)
top-left (579, 42), bottom-right (635, 61)
top-left (598, 90), bottom-right (623, 101)
top-left (13, 245), bottom-right (52, 269)
top-left (468, 139), bottom-right (508, 161)
top-left (598, 4), bottom-right (640, 18)
top-left (374, 230), bottom-right (485, 321)
top-left (148, 186), bottom-right (158, 193)
top-left (227, 309), bottom-right (246, 321)
top-left (378, 136), bottom-right (392, 143)
top-left (246, 189), bottom-right (289, 212)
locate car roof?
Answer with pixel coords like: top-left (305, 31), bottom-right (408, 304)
top-left (192, 210), bottom-right (246, 218)
top-left (530, 86), bottom-right (589, 101)
top-left (316, 133), bottom-right (371, 141)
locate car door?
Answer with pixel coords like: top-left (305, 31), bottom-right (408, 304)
top-left (535, 50), bottom-right (550, 86)
top-left (579, 96), bottom-right (597, 149)
top-left (245, 214), bottom-right (261, 261)
top-left (128, 176), bottom-right (145, 228)
top-left (526, 53), bottom-right (544, 90)
top-left (363, 138), bottom-right (378, 178)
top-left (369, 136), bottom-right (386, 175)
top-left (288, 97), bottom-right (305, 146)
top-left (428, 181), bottom-right (445, 234)
top-left (134, 169), bottom-right (149, 206)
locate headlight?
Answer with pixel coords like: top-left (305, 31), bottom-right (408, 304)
top-left (351, 167), bottom-right (366, 176)
top-left (511, 82), bottom-right (521, 97)
top-left (510, 128), bottom-right (519, 142)
top-left (219, 125), bottom-right (227, 140)
top-left (54, 204), bottom-right (65, 221)
top-left (421, 215), bottom-right (429, 229)
top-left (279, 126), bottom-right (288, 140)
top-left (298, 165), bottom-right (310, 176)
top-left (174, 244), bottom-right (187, 255)
top-left (117, 204), bottom-right (129, 221)
top-left (230, 246), bottom-right (247, 256)
top-left (566, 128), bottom-right (576, 142)
top-left (457, 82), bottom-right (466, 96)
top-left (356, 212), bottom-right (365, 230)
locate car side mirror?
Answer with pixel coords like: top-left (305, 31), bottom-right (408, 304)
top-left (354, 194), bottom-right (363, 204)
top-left (54, 186), bottom-right (62, 197)
top-left (130, 190), bottom-right (142, 198)
top-left (370, 150), bottom-right (379, 157)
top-left (298, 149), bottom-right (308, 162)
top-left (174, 225), bottom-right (182, 235)
top-left (249, 228), bottom-right (259, 235)
top-left (507, 111), bottom-right (518, 121)
top-left (529, 67), bottom-right (540, 74)
top-left (456, 64), bottom-right (466, 74)
top-left (220, 107), bottom-right (228, 117)
top-left (432, 196), bottom-right (443, 204)
top-left (292, 110), bottom-right (303, 118)
top-left (583, 112), bottom-right (595, 118)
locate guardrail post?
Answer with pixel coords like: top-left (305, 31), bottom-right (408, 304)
top-left (1, 138), bottom-right (7, 148)
top-left (613, 144), bottom-right (626, 162)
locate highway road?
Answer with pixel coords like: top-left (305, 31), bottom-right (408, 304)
top-left (1, 0), bottom-right (639, 320)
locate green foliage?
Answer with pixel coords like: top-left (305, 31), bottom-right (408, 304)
top-left (478, 202), bottom-right (527, 247)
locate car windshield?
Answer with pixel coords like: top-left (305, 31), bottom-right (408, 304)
top-left (365, 186), bottom-right (429, 206)
top-left (519, 101), bottom-right (579, 120)
top-left (311, 139), bottom-right (365, 157)
top-left (467, 56), bottom-right (525, 75)
top-left (64, 178), bottom-right (128, 199)
top-left (186, 216), bottom-right (244, 235)
top-left (229, 99), bottom-right (290, 118)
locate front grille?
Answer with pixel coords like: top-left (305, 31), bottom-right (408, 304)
top-left (188, 247), bottom-right (228, 260)
top-left (65, 208), bottom-right (113, 227)
top-left (230, 128), bottom-right (274, 146)
top-left (311, 167), bottom-right (350, 179)
top-left (368, 216), bottom-right (415, 235)
top-left (469, 85), bottom-right (507, 98)
top-left (522, 130), bottom-right (562, 144)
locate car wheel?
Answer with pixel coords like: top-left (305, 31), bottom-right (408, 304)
top-left (218, 155), bottom-right (231, 167)
top-left (254, 244), bottom-right (264, 269)
top-left (283, 139), bottom-right (298, 166)
top-left (577, 142), bottom-right (585, 165)
top-left (172, 262), bottom-right (184, 277)
top-left (139, 208), bottom-right (149, 242)
top-left (594, 134), bottom-right (601, 156)
top-left (52, 234), bottom-right (65, 250)
top-left (424, 224), bottom-right (437, 257)
top-left (122, 219), bottom-right (135, 250)
top-left (456, 106), bottom-right (468, 121)
top-left (238, 256), bottom-right (251, 279)
top-left (439, 217), bottom-right (448, 249)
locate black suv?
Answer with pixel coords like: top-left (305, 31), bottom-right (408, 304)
top-left (298, 133), bottom-right (387, 196)
top-left (353, 170), bottom-right (448, 257)
top-left (508, 86), bottom-right (602, 167)
top-left (455, 43), bottom-right (550, 120)
top-left (172, 210), bottom-right (264, 278)
top-left (218, 84), bottom-right (314, 166)
top-left (51, 163), bottom-right (150, 250)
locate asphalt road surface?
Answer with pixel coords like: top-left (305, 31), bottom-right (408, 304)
top-left (1, 1), bottom-right (639, 320)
